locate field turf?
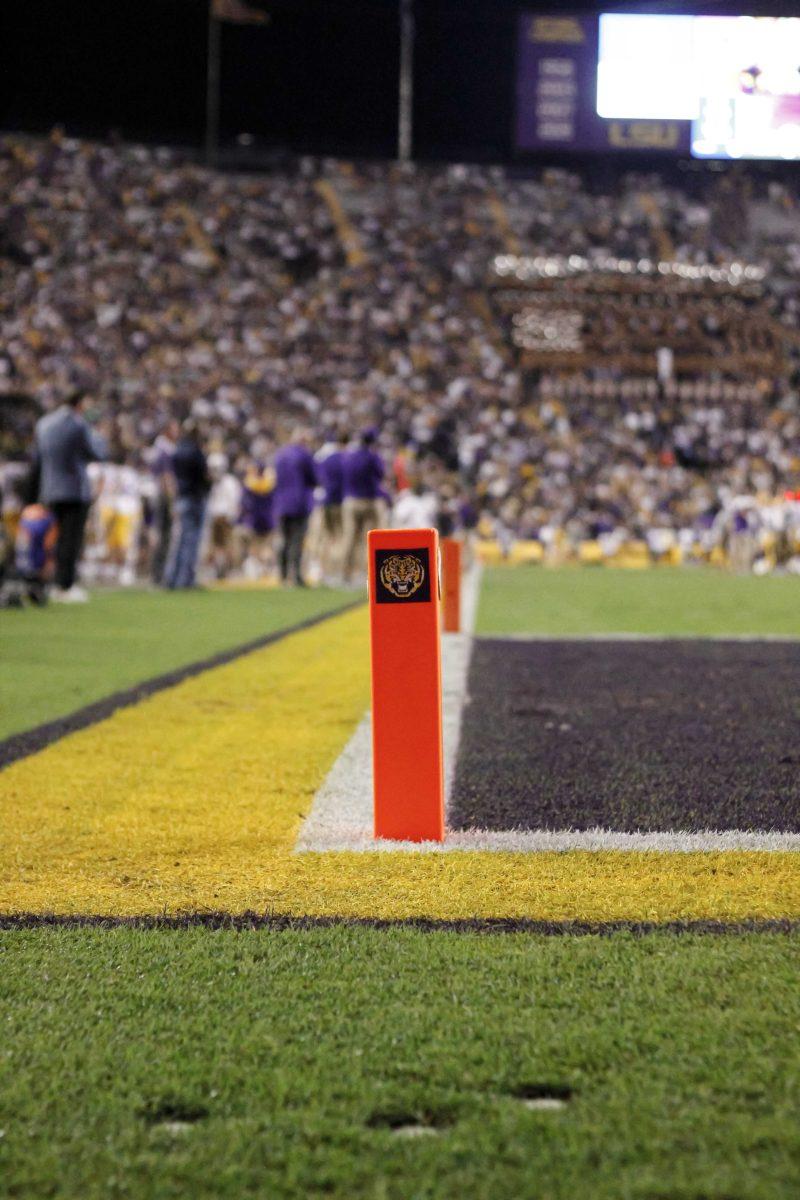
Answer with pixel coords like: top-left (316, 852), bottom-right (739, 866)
top-left (3, 604), bottom-right (793, 920)
top-left (453, 638), bottom-right (800, 833)
top-left (2, 568), bottom-right (799, 1197)
top-left (0, 586), bottom-right (360, 742)
top-left (477, 565), bottom-right (800, 635)
top-left (1, 925), bottom-right (798, 1200)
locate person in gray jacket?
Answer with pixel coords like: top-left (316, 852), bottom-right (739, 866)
top-left (34, 390), bottom-right (106, 602)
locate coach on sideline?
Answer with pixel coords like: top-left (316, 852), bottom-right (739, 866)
top-left (273, 428), bottom-right (317, 587)
top-left (341, 427), bottom-right (386, 587)
top-left (34, 389), bottom-right (107, 603)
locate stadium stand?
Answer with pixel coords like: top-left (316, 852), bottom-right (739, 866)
top-left (2, 130), bottom-right (800, 579)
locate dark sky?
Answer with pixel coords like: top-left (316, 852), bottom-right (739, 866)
top-left (3, 0), bottom-right (799, 162)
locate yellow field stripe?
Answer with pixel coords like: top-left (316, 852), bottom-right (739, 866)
top-left (1, 606), bottom-right (797, 920)
top-left (1, 608), bottom-right (369, 915)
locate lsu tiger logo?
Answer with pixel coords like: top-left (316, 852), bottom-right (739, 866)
top-left (379, 552), bottom-right (425, 599)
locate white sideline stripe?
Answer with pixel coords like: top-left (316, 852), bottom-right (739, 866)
top-left (295, 566), bottom-right (800, 854)
top-left (493, 633), bottom-right (800, 642)
top-left (460, 560), bottom-right (482, 638)
top-left (294, 711), bottom-right (373, 851)
top-left (299, 827), bottom-right (800, 854)
top-left (295, 565), bottom-right (481, 853)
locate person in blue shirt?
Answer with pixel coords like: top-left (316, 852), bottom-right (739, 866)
top-left (341, 427), bottom-right (386, 586)
top-left (149, 420), bottom-right (178, 585)
top-left (273, 430), bottom-right (317, 586)
top-left (163, 420), bottom-right (211, 589)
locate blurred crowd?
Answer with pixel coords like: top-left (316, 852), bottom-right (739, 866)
top-left (2, 130), bottom-right (800, 598)
top-left (1, 394), bottom-right (469, 603)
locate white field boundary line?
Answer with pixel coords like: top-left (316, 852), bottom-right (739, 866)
top-left (296, 568), bottom-right (800, 853)
top-left (300, 827), bottom-right (800, 854)
top-left (460, 559), bottom-right (482, 636)
top-left (493, 633), bottom-right (800, 642)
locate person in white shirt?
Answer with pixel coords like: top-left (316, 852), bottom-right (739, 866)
top-left (392, 479), bottom-right (439, 530)
top-left (207, 453), bottom-right (243, 579)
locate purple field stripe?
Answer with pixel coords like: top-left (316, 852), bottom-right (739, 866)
top-left (0, 913), bottom-right (798, 935)
top-left (451, 638), bottom-right (800, 835)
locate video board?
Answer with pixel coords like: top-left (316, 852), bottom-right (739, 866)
top-left (516, 12), bottom-right (800, 159)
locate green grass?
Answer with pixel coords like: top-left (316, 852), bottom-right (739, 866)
top-left (5, 569), bottom-right (795, 742)
top-left (0, 926), bottom-right (797, 1200)
top-left (0, 587), bottom-right (361, 741)
top-left (477, 566), bottom-right (800, 636)
top-left (4, 572), bottom-right (798, 1198)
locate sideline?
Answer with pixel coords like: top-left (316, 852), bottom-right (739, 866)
top-left (0, 598), bottom-right (363, 771)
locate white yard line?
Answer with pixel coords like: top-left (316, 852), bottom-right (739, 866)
top-left (296, 567), bottom-right (800, 854)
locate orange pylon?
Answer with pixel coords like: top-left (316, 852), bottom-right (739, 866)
top-left (367, 527), bottom-right (444, 842)
top-left (441, 538), bottom-right (462, 633)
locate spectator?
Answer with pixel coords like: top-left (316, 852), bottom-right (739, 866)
top-left (14, 501), bottom-right (57, 605)
top-left (149, 421), bottom-right (178, 585)
top-left (315, 430), bottom-right (348, 584)
top-left (392, 477), bottom-right (438, 529)
top-left (34, 389), bottom-right (106, 602)
top-left (207, 452), bottom-right (242, 579)
top-left (163, 419), bottom-right (210, 589)
top-left (341, 428), bottom-right (386, 585)
top-left (4, 133), bottom-right (800, 574)
top-left (239, 459), bottom-right (275, 578)
top-left (273, 430), bottom-right (316, 587)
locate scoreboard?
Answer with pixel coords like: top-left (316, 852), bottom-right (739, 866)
top-left (516, 12), bottom-right (800, 159)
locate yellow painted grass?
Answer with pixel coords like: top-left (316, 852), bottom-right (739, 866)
top-left (1, 605), bottom-right (798, 920)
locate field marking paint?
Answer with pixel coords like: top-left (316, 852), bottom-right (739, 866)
top-left (303, 827), bottom-right (800, 853)
top-left (4, 597), bottom-right (796, 920)
top-left (461, 561), bottom-right (481, 635)
top-left (298, 575), bottom-right (800, 854)
top-left (0, 599), bottom-right (364, 772)
top-left (296, 565), bottom-right (480, 853)
top-left (493, 633), bottom-right (800, 642)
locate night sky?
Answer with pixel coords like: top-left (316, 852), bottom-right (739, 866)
top-left (3, 0), bottom-right (800, 162)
